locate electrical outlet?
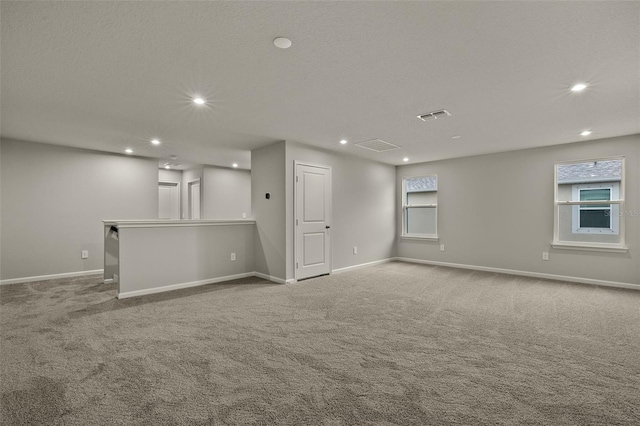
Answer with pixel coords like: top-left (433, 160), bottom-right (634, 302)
top-left (440, 244), bottom-right (445, 252)
top-left (353, 246), bottom-right (357, 255)
top-left (542, 252), bottom-right (549, 261)
top-left (230, 253), bottom-right (236, 261)
top-left (81, 250), bottom-right (89, 259)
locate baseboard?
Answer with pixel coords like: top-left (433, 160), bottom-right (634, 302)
top-left (0, 269), bottom-right (104, 286)
top-left (395, 257), bottom-right (640, 291)
top-left (253, 272), bottom-right (288, 284)
top-left (332, 258), bottom-right (395, 274)
top-left (117, 272), bottom-right (255, 299)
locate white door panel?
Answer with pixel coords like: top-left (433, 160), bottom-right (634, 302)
top-left (295, 163), bottom-right (332, 280)
top-left (159, 182), bottom-right (180, 220)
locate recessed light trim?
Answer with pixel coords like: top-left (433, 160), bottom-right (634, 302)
top-left (164, 165), bottom-right (171, 169)
top-left (193, 97), bottom-right (205, 105)
top-left (451, 135), bottom-right (461, 139)
top-left (403, 157), bottom-right (409, 162)
top-left (580, 130), bottom-right (592, 136)
top-left (232, 163), bottom-right (238, 168)
top-left (273, 37), bottom-right (292, 49)
top-left (125, 148), bottom-right (133, 154)
top-left (340, 139), bottom-right (348, 145)
top-left (571, 83), bottom-right (588, 92)
top-left (151, 139), bottom-right (160, 145)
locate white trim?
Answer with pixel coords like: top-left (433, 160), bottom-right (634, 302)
top-left (400, 235), bottom-right (439, 241)
top-left (103, 278), bottom-right (114, 284)
top-left (332, 258), bottom-right (394, 274)
top-left (254, 272), bottom-right (288, 284)
top-left (0, 269), bottom-right (104, 286)
top-left (550, 242), bottom-right (628, 253)
top-left (159, 180), bottom-right (181, 220)
top-left (395, 257), bottom-right (639, 291)
top-left (102, 219), bottom-right (255, 228)
top-left (117, 272), bottom-right (255, 299)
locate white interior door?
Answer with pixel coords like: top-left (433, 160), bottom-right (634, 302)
top-left (295, 163), bottom-right (332, 280)
top-left (158, 182), bottom-right (180, 220)
top-left (189, 180), bottom-right (201, 219)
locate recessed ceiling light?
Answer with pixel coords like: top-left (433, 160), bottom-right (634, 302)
top-left (571, 83), bottom-right (588, 92)
top-left (151, 139), bottom-right (160, 145)
top-left (580, 130), bottom-right (592, 136)
top-left (232, 163), bottom-right (238, 168)
top-left (125, 148), bottom-right (133, 154)
top-left (403, 157), bottom-right (409, 162)
top-left (340, 139), bottom-right (348, 145)
top-left (164, 165), bottom-right (171, 169)
top-left (193, 97), bottom-right (205, 105)
top-left (273, 37), bottom-right (292, 49)
top-left (451, 135), bottom-right (461, 139)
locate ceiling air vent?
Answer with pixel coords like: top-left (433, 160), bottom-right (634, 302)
top-left (354, 139), bottom-right (401, 152)
top-left (417, 109), bottom-right (451, 122)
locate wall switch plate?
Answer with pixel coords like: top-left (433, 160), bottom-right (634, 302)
top-left (242, 212), bottom-right (247, 218)
top-left (230, 253), bottom-right (236, 261)
top-left (353, 246), bottom-right (357, 255)
top-left (81, 250), bottom-right (89, 259)
top-left (542, 252), bottom-right (549, 261)
top-left (440, 245), bottom-right (445, 252)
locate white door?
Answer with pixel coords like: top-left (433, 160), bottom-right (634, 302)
top-left (189, 180), bottom-right (201, 219)
top-left (295, 163), bottom-right (332, 280)
top-left (158, 182), bottom-right (180, 220)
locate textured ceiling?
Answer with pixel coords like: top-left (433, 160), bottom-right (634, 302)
top-left (1, 1), bottom-right (638, 169)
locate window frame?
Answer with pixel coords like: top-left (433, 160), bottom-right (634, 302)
top-left (571, 183), bottom-right (619, 235)
top-left (401, 174), bottom-right (438, 240)
top-left (553, 156), bottom-right (627, 252)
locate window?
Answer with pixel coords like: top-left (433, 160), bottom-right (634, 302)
top-left (402, 175), bottom-right (437, 239)
top-left (571, 183), bottom-right (619, 234)
top-left (554, 158), bottom-right (626, 251)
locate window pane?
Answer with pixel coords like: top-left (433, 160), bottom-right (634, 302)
top-left (406, 206), bottom-right (436, 235)
top-left (557, 159), bottom-right (622, 183)
top-left (579, 210), bottom-right (610, 228)
top-left (558, 204), bottom-right (620, 241)
top-left (580, 188), bottom-right (610, 201)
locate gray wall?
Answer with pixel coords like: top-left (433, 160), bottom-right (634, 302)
top-left (251, 141), bottom-right (287, 280)
top-left (202, 166), bottom-right (251, 219)
top-left (396, 134), bottom-right (640, 285)
top-left (181, 166), bottom-right (203, 219)
top-left (159, 169), bottom-right (182, 184)
top-left (1, 139), bottom-right (158, 280)
top-left (119, 224), bottom-right (255, 295)
top-left (285, 141), bottom-right (396, 281)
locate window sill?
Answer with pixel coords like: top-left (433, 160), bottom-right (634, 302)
top-left (551, 242), bottom-right (628, 253)
top-left (400, 235), bottom-right (439, 241)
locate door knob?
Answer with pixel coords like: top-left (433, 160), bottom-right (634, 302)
top-left (326, 226), bottom-right (331, 229)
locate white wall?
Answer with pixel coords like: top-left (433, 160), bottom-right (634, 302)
top-left (285, 141), bottom-right (396, 281)
top-left (1, 139), bottom-right (158, 280)
top-left (202, 166), bottom-right (251, 219)
top-left (251, 142), bottom-right (287, 280)
top-left (396, 134), bottom-right (640, 285)
top-left (159, 169), bottom-right (182, 184)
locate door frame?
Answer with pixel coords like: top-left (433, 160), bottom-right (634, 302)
top-left (158, 181), bottom-right (181, 220)
top-left (293, 161), bottom-right (333, 281)
top-left (187, 178), bottom-right (202, 219)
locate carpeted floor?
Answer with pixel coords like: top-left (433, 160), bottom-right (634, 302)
top-left (1, 261), bottom-right (639, 425)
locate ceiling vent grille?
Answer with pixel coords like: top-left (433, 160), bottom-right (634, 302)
top-left (354, 139), bottom-right (401, 152)
top-left (417, 109), bottom-right (451, 122)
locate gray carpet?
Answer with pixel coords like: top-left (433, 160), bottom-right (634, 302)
top-left (1, 261), bottom-right (639, 425)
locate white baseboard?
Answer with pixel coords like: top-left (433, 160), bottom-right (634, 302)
top-left (117, 272), bottom-right (255, 299)
top-left (0, 269), bottom-right (104, 286)
top-left (332, 258), bottom-right (395, 274)
top-left (254, 272), bottom-right (288, 284)
top-left (395, 257), bottom-right (640, 291)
